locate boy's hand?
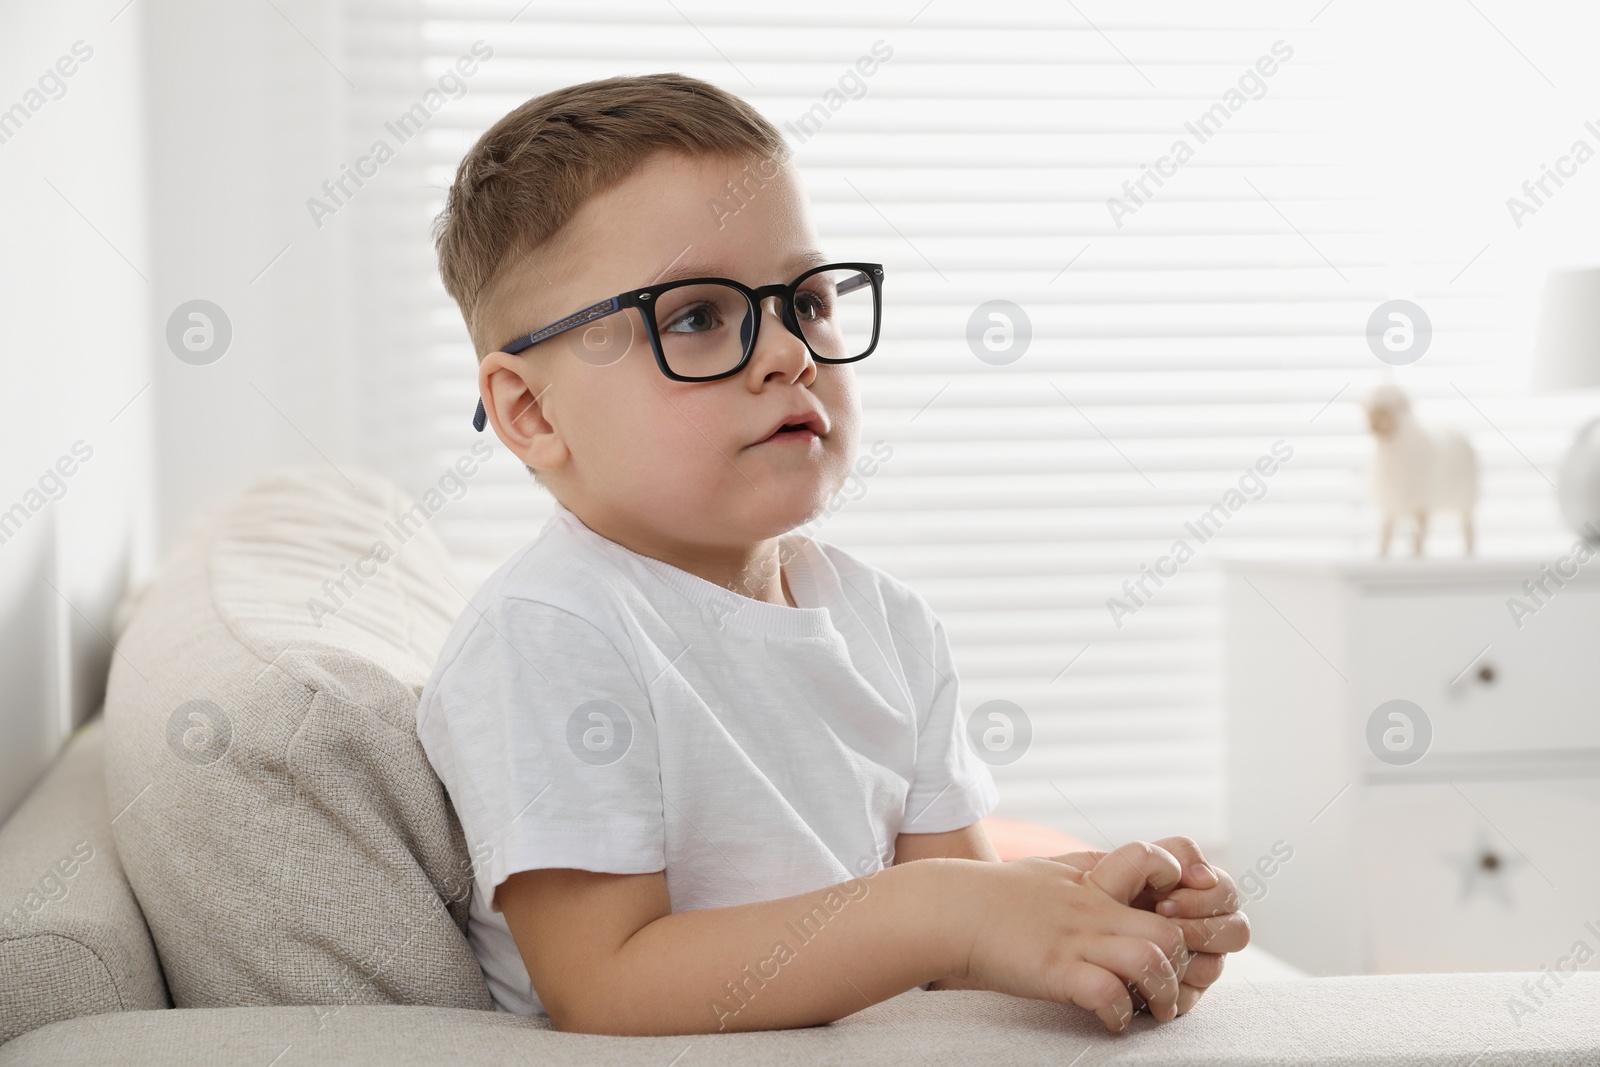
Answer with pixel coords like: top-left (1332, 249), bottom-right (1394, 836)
top-left (1050, 837), bottom-right (1250, 1016)
top-left (957, 841), bottom-right (1192, 1032)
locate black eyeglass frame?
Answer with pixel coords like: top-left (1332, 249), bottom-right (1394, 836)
top-left (472, 261), bottom-right (884, 430)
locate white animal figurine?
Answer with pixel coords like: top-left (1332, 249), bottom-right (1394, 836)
top-left (1364, 383), bottom-right (1479, 556)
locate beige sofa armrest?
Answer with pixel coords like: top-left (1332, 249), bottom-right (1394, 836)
top-left (3, 975), bottom-right (1598, 1065)
top-left (0, 714), bottom-right (170, 1045)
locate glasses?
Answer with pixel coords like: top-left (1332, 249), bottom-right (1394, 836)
top-left (472, 261), bottom-right (884, 430)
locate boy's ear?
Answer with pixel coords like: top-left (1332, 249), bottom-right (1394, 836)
top-left (480, 350), bottom-right (565, 473)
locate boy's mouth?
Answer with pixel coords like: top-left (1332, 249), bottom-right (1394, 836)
top-left (752, 409), bottom-right (826, 447)
top-left (760, 425), bottom-right (819, 445)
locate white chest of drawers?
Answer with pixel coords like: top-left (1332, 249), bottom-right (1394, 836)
top-left (1219, 556), bottom-right (1600, 976)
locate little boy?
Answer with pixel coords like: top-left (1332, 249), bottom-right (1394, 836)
top-left (417, 72), bottom-right (1247, 1036)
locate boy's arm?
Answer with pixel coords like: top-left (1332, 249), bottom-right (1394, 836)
top-left (500, 842), bottom-right (1194, 1037)
top-left (496, 860), bottom-right (970, 1035)
top-left (893, 824), bottom-right (999, 989)
top-left (894, 823), bottom-right (1001, 864)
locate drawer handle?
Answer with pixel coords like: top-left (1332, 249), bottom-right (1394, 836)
top-left (1448, 661), bottom-right (1498, 699)
top-left (1479, 850), bottom-right (1501, 872)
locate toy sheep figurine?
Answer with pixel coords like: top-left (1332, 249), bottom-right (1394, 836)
top-left (1364, 383), bottom-right (1479, 556)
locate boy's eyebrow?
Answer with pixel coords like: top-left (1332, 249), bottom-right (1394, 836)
top-left (650, 249), bottom-right (831, 287)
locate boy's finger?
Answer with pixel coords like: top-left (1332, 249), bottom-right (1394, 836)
top-left (1084, 934), bottom-right (1181, 1023)
top-left (1179, 951), bottom-right (1226, 989)
top-left (1083, 841), bottom-right (1183, 905)
top-left (1154, 878), bottom-right (1243, 919)
top-left (1096, 1002), bottom-right (1134, 1033)
top-left (1056, 961), bottom-right (1136, 1033)
top-left (1168, 911), bottom-right (1251, 954)
top-left (1151, 836), bottom-right (1218, 889)
top-left (1175, 982), bottom-right (1206, 1016)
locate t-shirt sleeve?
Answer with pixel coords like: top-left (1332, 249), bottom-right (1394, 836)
top-left (901, 611), bottom-right (1001, 835)
top-left (418, 596), bottom-right (663, 912)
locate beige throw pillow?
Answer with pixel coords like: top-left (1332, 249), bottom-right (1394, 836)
top-left (103, 467), bottom-right (494, 1012)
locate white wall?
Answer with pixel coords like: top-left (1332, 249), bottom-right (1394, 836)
top-left (140, 0), bottom-right (432, 537)
top-left (1, 0), bottom-right (432, 822)
top-left (0, 1), bottom-right (154, 819)
top-left (144, 0), bottom-right (357, 546)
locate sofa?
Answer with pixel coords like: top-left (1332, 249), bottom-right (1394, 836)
top-left (2, 468), bottom-right (1597, 1065)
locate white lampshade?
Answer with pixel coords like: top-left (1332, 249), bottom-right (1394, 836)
top-left (1531, 266), bottom-right (1600, 392)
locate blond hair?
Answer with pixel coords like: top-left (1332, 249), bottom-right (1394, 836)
top-left (432, 72), bottom-right (790, 360)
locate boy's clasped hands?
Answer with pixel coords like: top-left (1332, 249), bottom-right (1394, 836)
top-left (950, 837), bottom-right (1250, 1032)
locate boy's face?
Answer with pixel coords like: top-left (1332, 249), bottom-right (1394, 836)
top-left (479, 150), bottom-right (862, 556)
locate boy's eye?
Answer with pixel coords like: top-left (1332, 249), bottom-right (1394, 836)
top-left (795, 289), bottom-right (832, 322)
top-left (662, 301), bottom-right (723, 334)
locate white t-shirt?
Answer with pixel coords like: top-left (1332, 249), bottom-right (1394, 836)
top-left (415, 501), bottom-right (1000, 1016)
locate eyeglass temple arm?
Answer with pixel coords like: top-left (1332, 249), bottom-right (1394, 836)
top-left (473, 297), bottom-right (624, 431)
top-left (836, 272), bottom-right (871, 296)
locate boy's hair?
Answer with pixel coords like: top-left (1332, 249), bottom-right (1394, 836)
top-left (432, 72), bottom-right (790, 363)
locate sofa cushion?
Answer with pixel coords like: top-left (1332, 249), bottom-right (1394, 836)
top-left (3, 975), bottom-right (1598, 1066)
top-left (101, 467), bottom-right (493, 1011)
top-left (0, 716), bottom-right (169, 1043)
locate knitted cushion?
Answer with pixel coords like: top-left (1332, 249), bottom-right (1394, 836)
top-left (102, 466), bottom-right (493, 1012)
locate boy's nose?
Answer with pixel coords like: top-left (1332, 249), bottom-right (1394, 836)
top-left (750, 297), bottom-right (812, 376)
top-left (756, 295), bottom-right (806, 344)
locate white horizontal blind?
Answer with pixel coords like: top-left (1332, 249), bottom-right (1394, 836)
top-left (364, 0), bottom-right (1597, 849)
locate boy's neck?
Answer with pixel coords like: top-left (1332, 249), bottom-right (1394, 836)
top-left (561, 499), bottom-right (796, 607)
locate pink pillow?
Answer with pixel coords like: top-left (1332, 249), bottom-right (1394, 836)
top-left (980, 816), bottom-right (1094, 861)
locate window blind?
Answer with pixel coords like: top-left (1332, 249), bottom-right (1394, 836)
top-left (359, 0), bottom-right (1592, 850)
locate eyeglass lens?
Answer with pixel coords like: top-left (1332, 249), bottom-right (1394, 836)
top-left (650, 267), bottom-right (875, 378)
